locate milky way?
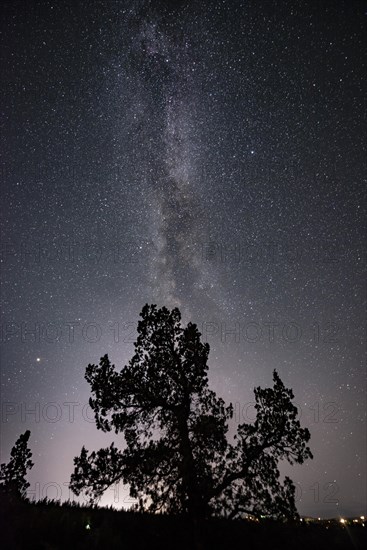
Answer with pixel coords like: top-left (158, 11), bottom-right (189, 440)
top-left (130, 5), bottom-right (218, 314)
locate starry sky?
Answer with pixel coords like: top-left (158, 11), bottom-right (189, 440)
top-left (1, 0), bottom-right (365, 518)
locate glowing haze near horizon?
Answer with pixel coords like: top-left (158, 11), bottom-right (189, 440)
top-left (1, 0), bottom-right (365, 518)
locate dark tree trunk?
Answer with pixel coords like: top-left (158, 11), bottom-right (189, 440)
top-left (176, 397), bottom-right (206, 520)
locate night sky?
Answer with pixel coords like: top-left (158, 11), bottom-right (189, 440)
top-left (1, 0), bottom-right (365, 518)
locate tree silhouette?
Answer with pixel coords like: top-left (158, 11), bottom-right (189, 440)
top-left (70, 304), bottom-right (312, 519)
top-left (0, 430), bottom-right (34, 498)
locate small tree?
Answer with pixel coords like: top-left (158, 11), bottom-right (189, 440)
top-left (0, 430), bottom-right (34, 498)
top-left (70, 304), bottom-right (312, 519)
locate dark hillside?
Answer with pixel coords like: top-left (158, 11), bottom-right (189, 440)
top-left (1, 497), bottom-right (366, 550)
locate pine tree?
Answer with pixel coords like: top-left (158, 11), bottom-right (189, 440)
top-left (70, 304), bottom-right (312, 519)
top-left (0, 430), bottom-right (34, 498)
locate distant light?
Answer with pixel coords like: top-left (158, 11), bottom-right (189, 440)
top-left (318, 517), bottom-right (321, 521)
top-left (340, 518), bottom-right (346, 524)
top-left (361, 516), bottom-right (365, 520)
top-left (86, 523), bottom-right (91, 530)
top-left (36, 358), bottom-right (41, 362)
